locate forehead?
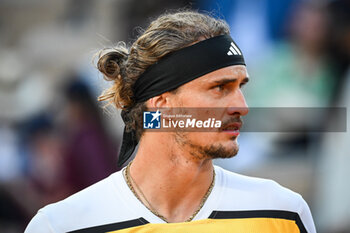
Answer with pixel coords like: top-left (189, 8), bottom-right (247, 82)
top-left (192, 65), bottom-right (248, 85)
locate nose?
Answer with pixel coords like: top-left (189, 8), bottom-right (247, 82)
top-left (227, 89), bottom-right (249, 116)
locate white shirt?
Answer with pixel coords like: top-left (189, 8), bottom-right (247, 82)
top-left (25, 165), bottom-right (316, 233)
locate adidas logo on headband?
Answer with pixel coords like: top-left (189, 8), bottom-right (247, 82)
top-left (227, 42), bottom-right (242, 56)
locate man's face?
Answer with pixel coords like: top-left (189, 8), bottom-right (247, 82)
top-left (168, 65), bottom-right (249, 160)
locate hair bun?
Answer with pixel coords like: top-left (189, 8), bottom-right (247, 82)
top-left (97, 50), bottom-right (128, 80)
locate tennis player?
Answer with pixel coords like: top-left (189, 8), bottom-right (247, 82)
top-left (25, 11), bottom-right (316, 233)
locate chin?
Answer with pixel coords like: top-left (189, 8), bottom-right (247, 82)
top-left (175, 132), bottom-right (239, 159)
top-left (202, 142), bottom-right (239, 159)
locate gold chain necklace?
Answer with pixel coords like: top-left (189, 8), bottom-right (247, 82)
top-left (123, 161), bottom-right (215, 223)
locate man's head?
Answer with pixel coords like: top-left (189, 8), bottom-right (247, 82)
top-left (149, 65), bottom-right (249, 160)
top-left (97, 10), bottom-right (248, 165)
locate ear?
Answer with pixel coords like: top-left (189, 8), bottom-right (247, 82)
top-left (147, 92), bottom-right (172, 108)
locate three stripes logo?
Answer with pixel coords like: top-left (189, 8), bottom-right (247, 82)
top-left (227, 42), bottom-right (242, 56)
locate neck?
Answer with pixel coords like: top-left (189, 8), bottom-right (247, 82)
top-left (128, 133), bottom-right (214, 223)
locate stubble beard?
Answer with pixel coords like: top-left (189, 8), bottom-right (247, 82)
top-left (174, 131), bottom-right (239, 160)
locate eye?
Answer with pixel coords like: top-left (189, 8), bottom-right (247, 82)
top-left (212, 84), bottom-right (225, 91)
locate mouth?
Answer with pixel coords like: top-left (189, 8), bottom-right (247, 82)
top-left (220, 122), bottom-right (242, 136)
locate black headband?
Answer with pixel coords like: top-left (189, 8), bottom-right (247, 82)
top-left (133, 34), bottom-right (245, 102)
top-left (118, 34), bottom-right (245, 166)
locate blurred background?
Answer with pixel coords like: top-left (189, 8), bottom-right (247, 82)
top-left (0, 0), bottom-right (349, 232)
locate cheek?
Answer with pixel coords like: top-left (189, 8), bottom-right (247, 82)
top-left (187, 132), bottom-right (220, 144)
top-left (179, 92), bottom-right (219, 107)
top-left (181, 93), bottom-right (200, 104)
top-left (190, 132), bottom-right (239, 144)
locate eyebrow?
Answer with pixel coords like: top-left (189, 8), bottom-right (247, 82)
top-left (213, 77), bottom-right (249, 85)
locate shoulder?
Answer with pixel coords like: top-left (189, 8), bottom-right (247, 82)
top-left (215, 165), bottom-right (306, 213)
top-left (214, 166), bottom-right (316, 233)
top-left (44, 171), bottom-right (119, 213)
top-left (215, 166), bottom-right (316, 233)
top-left (25, 171), bottom-right (125, 233)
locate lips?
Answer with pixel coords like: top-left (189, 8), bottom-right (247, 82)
top-left (221, 122), bottom-right (242, 131)
top-left (220, 122), bottom-right (242, 136)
